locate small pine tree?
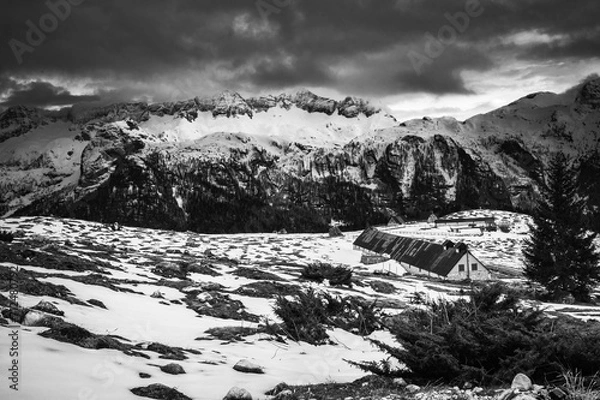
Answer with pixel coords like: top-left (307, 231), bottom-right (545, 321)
top-left (523, 152), bottom-right (600, 302)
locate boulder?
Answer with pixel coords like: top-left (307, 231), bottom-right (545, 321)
top-left (265, 382), bottom-right (290, 396)
top-left (405, 384), bottom-right (420, 394)
top-left (87, 299), bottom-right (108, 309)
top-left (273, 389), bottom-right (295, 400)
top-left (32, 300), bottom-right (64, 316)
top-left (511, 373), bottom-right (533, 390)
top-left (22, 310), bottom-right (50, 326)
top-left (233, 359), bottom-right (265, 374)
top-left (393, 377), bottom-right (407, 387)
top-left (130, 383), bottom-right (191, 400)
top-left (160, 363), bottom-right (186, 375)
top-left (153, 262), bottom-right (185, 279)
top-left (223, 387), bottom-right (252, 400)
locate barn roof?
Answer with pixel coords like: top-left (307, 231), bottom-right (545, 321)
top-left (435, 217), bottom-right (495, 224)
top-left (353, 227), bottom-right (468, 277)
top-left (388, 215), bottom-right (405, 224)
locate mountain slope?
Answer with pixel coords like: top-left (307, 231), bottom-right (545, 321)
top-left (1, 81), bottom-right (599, 233)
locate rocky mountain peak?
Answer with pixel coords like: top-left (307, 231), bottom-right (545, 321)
top-left (210, 90), bottom-right (253, 118)
top-left (576, 77), bottom-right (600, 109)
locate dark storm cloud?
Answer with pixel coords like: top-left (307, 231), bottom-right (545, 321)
top-left (250, 55), bottom-right (332, 87)
top-left (1, 0), bottom-right (599, 107)
top-left (0, 79), bottom-right (100, 108)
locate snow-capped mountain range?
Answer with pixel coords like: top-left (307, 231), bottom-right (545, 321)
top-left (1, 80), bottom-right (600, 233)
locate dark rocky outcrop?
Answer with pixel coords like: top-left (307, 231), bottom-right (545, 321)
top-left (130, 383), bottom-right (192, 400)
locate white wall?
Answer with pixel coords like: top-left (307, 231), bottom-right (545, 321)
top-left (446, 253), bottom-right (492, 281)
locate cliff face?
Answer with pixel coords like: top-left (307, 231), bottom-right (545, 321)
top-left (2, 83), bottom-right (600, 233)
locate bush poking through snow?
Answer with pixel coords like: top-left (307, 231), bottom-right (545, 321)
top-left (300, 262), bottom-right (353, 286)
top-left (0, 230), bottom-right (14, 243)
top-left (272, 288), bottom-right (381, 345)
top-left (348, 283), bottom-right (600, 386)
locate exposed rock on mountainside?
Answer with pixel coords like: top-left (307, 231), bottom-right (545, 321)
top-left (0, 105), bottom-right (48, 142)
top-left (1, 81), bottom-right (600, 233)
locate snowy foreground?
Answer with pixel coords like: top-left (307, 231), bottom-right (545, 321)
top-left (1, 213), bottom-right (599, 400)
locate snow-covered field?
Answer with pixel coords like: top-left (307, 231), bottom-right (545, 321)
top-left (0, 211), bottom-right (599, 399)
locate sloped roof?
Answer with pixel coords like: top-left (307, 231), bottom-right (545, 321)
top-left (388, 215), bottom-right (405, 224)
top-left (436, 217), bottom-right (495, 224)
top-left (353, 227), bottom-right (468, 277)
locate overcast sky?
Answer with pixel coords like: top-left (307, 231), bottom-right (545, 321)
top-left (1, 0), bottom-right (600, 121)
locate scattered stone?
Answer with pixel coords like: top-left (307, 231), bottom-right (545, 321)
top-left (155, 279), bottom-right (194, 290)
top-left (152, 262), bottom-right (186, 279)
top-left (405, 384), bottom-right (420, 394)
top-left (223, 387), bottom-right (252, 400)
top-left (139, 372), bottom-right (151, 379)
top-left (186, 262), bottom-right (221, 276)
top-left (511, 373), bottom-right (533, 391)
top-left (180, 281), bottom-right (226, 295)
top-left (204, 249), bottom-right (216, 257)
top-left (22, 310), bottom-right (57, 326)
top-left (160, 363), bottom-right (186, 375)
top-left (32, 300), bottom-right (65, 316)
top-left (273, 389), bottom-right (296, 400)
top-left (144, 342), bottom-right (188, 360)
top-left (88, 299), bottom-right (108, 309)
top-left (393, 378), bottom-right (407, 387)
top-left (233, 359), bottom-right (265, 374)
top-left (265, 382), bottom-right (290, 396)
top-left (532, 384), bottom-right (545, 393)
top-left (130, 383), bottom-right (192, 400)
